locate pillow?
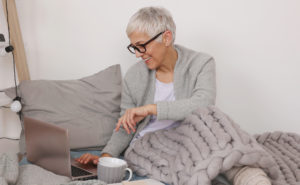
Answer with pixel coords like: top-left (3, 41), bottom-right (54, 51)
top-left (5, 64), bottom-right (122, 155)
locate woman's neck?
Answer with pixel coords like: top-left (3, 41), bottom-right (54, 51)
top-left (156, 46), bottom-right (178, 83)
top-left (156, 46), bottom-right (178, 73)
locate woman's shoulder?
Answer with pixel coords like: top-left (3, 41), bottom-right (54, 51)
top-left (124, 60), bottom-right (151, 82)
top-left (175, 44), bottom-right (213, 63)
top-left (175, 44), bottom-right (215, 70)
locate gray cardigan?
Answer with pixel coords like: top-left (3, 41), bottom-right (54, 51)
top-left (102, 45), bottom-right (216, 157)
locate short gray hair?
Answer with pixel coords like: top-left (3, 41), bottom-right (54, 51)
top-left (126, 7), bottom-right (176, 44)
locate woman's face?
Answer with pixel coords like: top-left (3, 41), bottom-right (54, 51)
top-left (128, 31), bottom-right (167, 70)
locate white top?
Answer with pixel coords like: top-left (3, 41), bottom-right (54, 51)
top-left (132, 79), bottom-right (179, 143)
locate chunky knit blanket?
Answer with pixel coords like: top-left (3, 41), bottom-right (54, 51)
top-left (255, 132), bottom-right (300, 185)
top-left (124, 106), bottom-right (300, 185)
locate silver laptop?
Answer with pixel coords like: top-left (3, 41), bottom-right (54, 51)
top-left (24, 116), bottom-right (98, 180)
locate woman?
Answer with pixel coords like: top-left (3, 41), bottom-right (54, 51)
top-left (76, 7), bottom-right (271, 185)
top-left (76, 6), bottom-right (216, 165)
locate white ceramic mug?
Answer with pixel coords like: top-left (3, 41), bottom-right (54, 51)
top-left (97, 157), bottom-right (133, 184)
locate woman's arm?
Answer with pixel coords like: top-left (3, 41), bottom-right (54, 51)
top-left (76, 72), bottom-right (140, 161)
top-left (100, 78), bottom-right (139, 157)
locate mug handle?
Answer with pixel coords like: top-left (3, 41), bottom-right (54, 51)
top-left (125, 168), bottom-right (133, 181)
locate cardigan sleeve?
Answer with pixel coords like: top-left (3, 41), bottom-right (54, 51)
top-left (156, 57), bottom-right (216, 121)
top-left (101, 78), bottom-right (136, 157)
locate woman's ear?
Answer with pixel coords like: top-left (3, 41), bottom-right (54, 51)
top-left (163, 30), bottom-right (173, 46)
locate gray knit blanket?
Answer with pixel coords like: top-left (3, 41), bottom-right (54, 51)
top-left (124, 106), bottom-right (300, 185)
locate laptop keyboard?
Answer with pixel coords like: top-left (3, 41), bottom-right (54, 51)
top-left (71, 165), bottom-right (92, 177)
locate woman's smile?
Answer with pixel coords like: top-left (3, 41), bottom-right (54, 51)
top-left (144, 57), bottom-right (152, 64)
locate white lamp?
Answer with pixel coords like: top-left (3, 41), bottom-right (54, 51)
top-left (0, 92), bottom-right (21, 113)
top-left (10, 97), bottom-right (22, 112)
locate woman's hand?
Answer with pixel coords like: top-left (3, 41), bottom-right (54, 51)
top-left (75, 153), bottom-right (100, 165)
top-left (115, 104), bottom-right (157, 134)
top-left (75, 153), bottom-right (112, 165)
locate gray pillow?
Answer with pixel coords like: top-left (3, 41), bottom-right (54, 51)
top-left (5, 64), bottom-right (122, 155)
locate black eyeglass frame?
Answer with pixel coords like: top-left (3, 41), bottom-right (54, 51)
top-left (127, 31), bottom-right (165, 54)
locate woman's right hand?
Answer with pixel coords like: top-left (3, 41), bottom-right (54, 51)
top-left (75, 153), bottom-right (99, 165)
top-left (75, 153), bottom-right (112, 165)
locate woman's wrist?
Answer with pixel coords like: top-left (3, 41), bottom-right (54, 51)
top-left (100, 153), bottom-right (112, 158)
top-left (146, 104), bottom-right (157, 115)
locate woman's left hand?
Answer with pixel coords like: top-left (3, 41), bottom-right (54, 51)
top-left (115, 104), bottom-right (156, 134)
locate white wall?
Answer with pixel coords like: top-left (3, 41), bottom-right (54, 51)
top-left (1, 0), bottom-right (300, 139)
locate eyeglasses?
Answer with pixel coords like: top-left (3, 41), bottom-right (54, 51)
top-left (127, 31), bottom-right (164, 54)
